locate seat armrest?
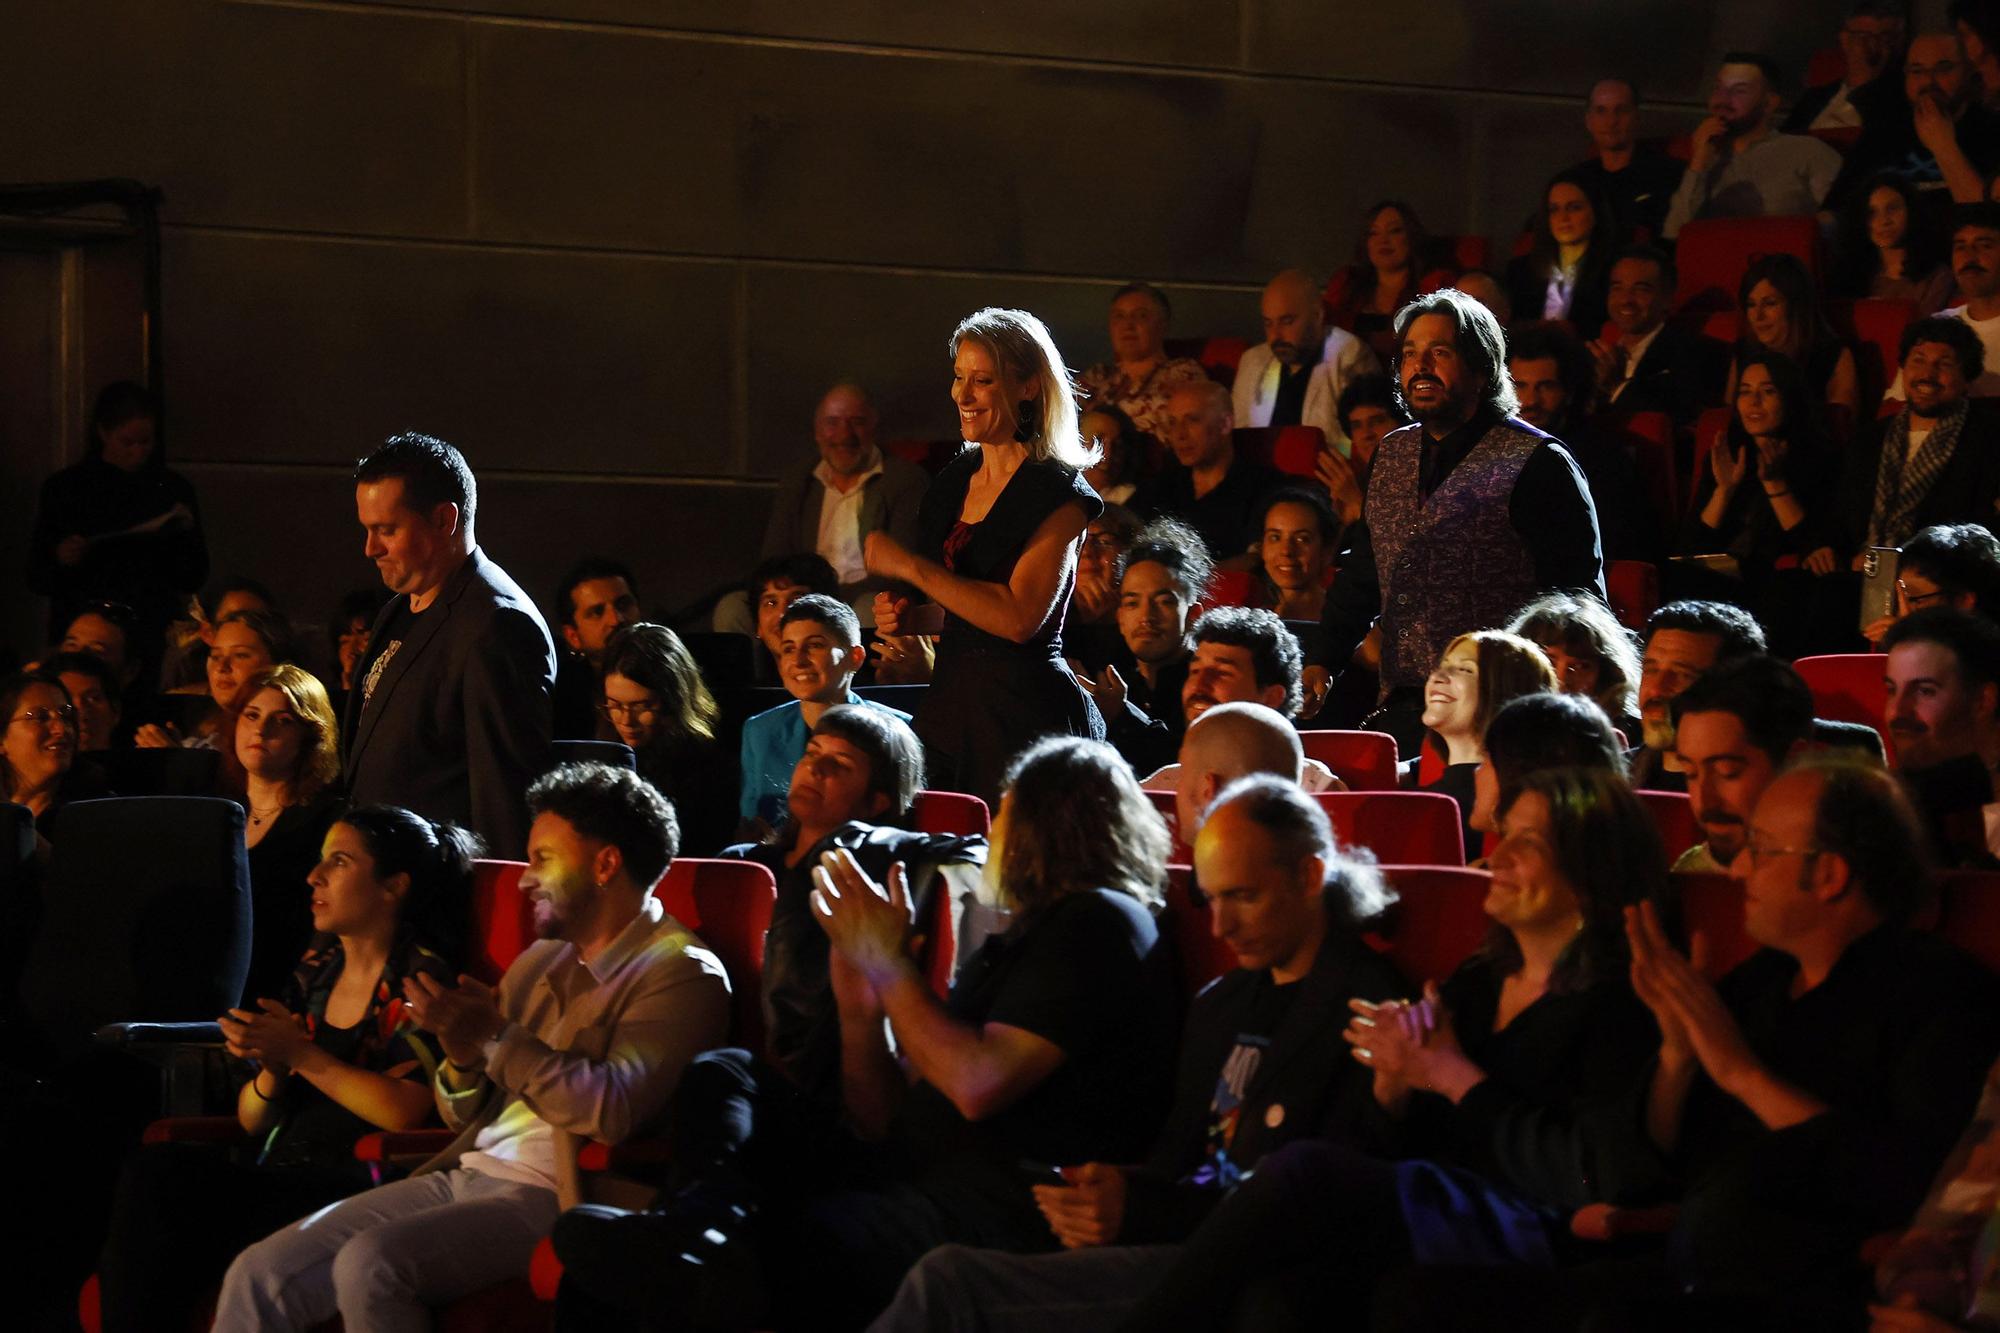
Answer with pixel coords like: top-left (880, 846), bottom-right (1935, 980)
top-left (95, 1021), bottom-right (225, 1047)
top-left (141, 1115), bottom-right (247, 1146)
top-left (576, 1137), bottom-right (673, 1173)
top-left (353, 1129), bottom-right (456, 1163)
top-left (1570, 1202), bottom-right (1681, 1241)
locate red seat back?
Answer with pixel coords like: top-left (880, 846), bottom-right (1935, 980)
top-left (1689, 407), bottom-right (1732, 506)
top-left (1637, 789), bottom-right (1700, 863)
top-left (1671, 871), bottom-right (1758, 979)
top-left (882, 438), bottom-right (954, 474)
top-left (1605, 560), bottom-right (1661, 632)
top-left (1297, 730), bottom-right (1400, 791)
top-left (1793, 654), bottom-right (1893, 764)
top-left (1805, 45), bottom-right (1844, 88)
top-left (1232, 425), bottom-right (1277, 469)
top-left (1446, 234), bottom-right (1491, 273)
top-left (467, 859), bottom-right (534, 985)
top-left (1145, 789), bottom-right (1191, 861)
top-left (1935, 871), bottom-right (2000, 973)
top-left (911, 790), bottom-right (990, 837)
top-left (1674, 216), bottom-right (1820, 312)
top-left (1316, 790), bottom-right (1466, 865)
top-left (1200, 336), bottom-right (1249, 380)
top-left (1369, 865), bottom-right (1493, 986)
top-left (921, 873), bottom-right (957, 999)
top-left (1164, 864), bottom-right (1240, 997)
top-left (1271, 425), bottom-right (1326, 479)
top-left (655, 858), bottom-right (778, 1054)
top-left (1833, 297), bottom-right (1919, 411)
top-left (1202, 568), bottom-right (1257, 609)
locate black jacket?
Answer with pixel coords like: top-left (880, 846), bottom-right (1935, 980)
top-left (1832, 401), bottom-right (2000, 559)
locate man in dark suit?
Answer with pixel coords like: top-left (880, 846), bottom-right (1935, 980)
top-left (1588, 245), bottom-right (1725, 428)
top-left (869, 774), bottom-right (1407, 1331)
top-left (344, 433), bottom-right (554, 857)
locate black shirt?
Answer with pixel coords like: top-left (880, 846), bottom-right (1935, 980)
top-left (1315, 408), bottom-right (1604, 670)
top-left (1270, 362), bottom-right (1314, 429)
top-left (360, 599), bottom-right (422, 711)
top-left (1197, 975), bottom-right (1299, 1186)
top-left (1568, 149), bottom-right (1686, 243)
top-left (1138, 456), bottom-right (1289, 563)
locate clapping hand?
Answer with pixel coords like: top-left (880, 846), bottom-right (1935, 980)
top-left (220, 998), bottom-right (310, 1076)
top-left (404, 973), bottom-right (506, 1068)
top-left (1625, 900), bottom-right (1755, 1085)
top-left (811, 850), bottom-right (916, 988)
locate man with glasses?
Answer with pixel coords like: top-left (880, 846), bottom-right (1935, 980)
top-left (1883, 606), bottom-right (2000, 865)
top-left (1620, 757), bottom-right (2000, 1324)
top-left (1890, 207), bottom-right (2000, 401)
top-left (1863, 523), bottom-right (2000, 645)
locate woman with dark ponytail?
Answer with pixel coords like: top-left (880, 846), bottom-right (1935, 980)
top-left (94, 806), bottom-right (477, 1332)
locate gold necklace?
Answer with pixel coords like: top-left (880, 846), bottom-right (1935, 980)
top-left (248, 804), bottom-right (285, 827)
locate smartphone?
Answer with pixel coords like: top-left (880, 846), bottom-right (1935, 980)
top-left (1859, 545), bottom-right (1900, 633)
top-left (1018, 1159), bottom-right (1067, 1187)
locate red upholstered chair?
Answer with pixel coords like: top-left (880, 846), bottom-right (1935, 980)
top-left (1602, 410), bottom-right (1682, 542)
top-left (1145, 789), bottom-right (1191, 861)
top-left (1446, 235), bottom-right (1491, 273)
top-left (1297, 730), bottom-right (1399, 791)
top-left (467, 859), bottom-right (534, 985)
top-left (1637, 789), bottom-right (1699, 863)
top-left (1368, 865), bottom-right (1493, 986)
top-left (1315, 791), bottom-right (1466, 865)
top-left (1203, 568), bottom-right (1257, 609)
top-left (912, 790), bottom-right (991, 837)
top-left (1832, 297), bottom-right (1918, 411)
top-left (1164, 864), bottom-right (1239, 997)
top-left (1605, 560), bottom-right (1661, 632)
top-left (1232, 425), bottom-right (1277, 469)
top-left (655, 858), bottom-right (777, 1056)
top-left (1935, 872), bottom-right (2000, 973)
top-left (1805, 45), bottom-right (1844, 88)
top-left (1200, 336), bottom-right (1249, 381)
top-left (1671, 871), bottom-right (1759, 979)
top-left (882, 438), bottom-right (954, 474)
top-left (1673, 215), bottom-right (1820, 312)
top-left (1271, 425), bottom-right (1326, 480)
top-left (1793, 654), bottom-right (1893, 764)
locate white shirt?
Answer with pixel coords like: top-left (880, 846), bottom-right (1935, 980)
top-left (814, 451), bottom-right (884, 586)
top-left (1887, 306), bottom-right (2000, 399)
top-left (1606, 323), bottom-right (1665, 405)
top-left (1809, 84), bottom-right (1862, 131)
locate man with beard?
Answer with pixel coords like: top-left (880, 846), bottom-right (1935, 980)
top-left (1232, 268), bottom-right (1381, 454)
top-left (1837, 317), bottom-right (2000, 574)
top-left (1893, 31), bottom-right (2000, 206)
top-left (1309, 289), bottom-right (1602, 752)
top-left (1889, 206), bottom-right (2000, 399)
top-left (1626, 600), bottom-right (1768, 792)
top-left (1668, 655), bottom-right (1817, 872)
top-left (1662, 53), bottom-right (1842, 239)
top-left (1883, 606), bottom-right (2000, 866)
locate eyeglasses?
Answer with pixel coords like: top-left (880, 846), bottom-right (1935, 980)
top-left (597, 699), bottom-right (661, 722)
top-left (10, 705), bottom-right (77, 728)
top-left (1744, 842), bottom-right (1822, 867)
top-left (1897, 581), bottom-right (1947, 609)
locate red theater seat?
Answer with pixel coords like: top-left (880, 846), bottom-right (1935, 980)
top-left (912, 789), bottom-right (990, 837)
top-left (1674, 216), bottom-right (1819, 312)
top-left (1606, 560), bottom-right (1661, 631)
top-left (1792, 654), bottom-right (1892, 764)
top-left (1297, 730), bottom-right (1399, 792)
top-left (1936, 872), bottom-right (2000, 973)
top-left (1164, 864), bottom-right (1239, 996)
top-left (1638, 789), bottom-right (1699, 863)
top-left (1271, 425), bottom-right (1326, 479)
top-left (1671, 871), bottom-right (1759, 979)
top-left (1316, 790), bottom-right (1465, 865)
top-left (1370, 865), bottom-right (1493, 985)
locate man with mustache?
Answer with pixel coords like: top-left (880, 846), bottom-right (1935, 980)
top-left (1231, 268), bottom-right (1380, 454)
top-left (1662, 52), bottom-right (1842, 239)
top-left (1668, 654), bottom-right (1816, 873)
top-left (1310, 289), bottom-right (1602, 753)
top-left (1882, 606), bottom-right (2000, 866)
top-left (1626, 600), bottom-right (1768, 793)
top-left (1888, 205), bottom-right (2000, 400)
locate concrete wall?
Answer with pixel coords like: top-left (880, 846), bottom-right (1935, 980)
top-left (2, 0), bottom-right (1832, 651)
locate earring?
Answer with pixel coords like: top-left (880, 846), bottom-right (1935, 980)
top-left (1013, 401), bottom-right (1038, 443)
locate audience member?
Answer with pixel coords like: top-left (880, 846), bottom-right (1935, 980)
top-left (737, 595), bottom-right (911, 830)
top-left (1231, 269), bottom-right (1381, 452)
top-left (599, 622), bottom-right (735, 855)
top-left (1066, 503), bottom-right (1142, 673)
top-left (1872, 1053), bottom-right (2000, 1328)
top-left (1507, 322), bottom-right (1659, 561)
top-left (1895, 31), bottom-right (2000, 206)
top-left (1075, 282), bottom-right (1208, 443)
top-left (1504, 169), bottom-right (1615, 333)
top-left (1323, 201), bottom-right (1458, 352)
top-left (41, 650), bottom-right (120, 755)
top-left (0, 669), bottom-right (86, 838)
top-left (1083, 516), bottom-right (1210, 776)
top-left (1453, 268), bottom-right (1512, 326)
top-left (1831, 171), bottom-right (1956, 311)
top-left (873, 776), bottom-right (1405, 1332)
top-left (1111, 767), bottom-right (1667, 1331)
top-left (1321, 373), bottom-right (1408, 529)
top-left (324, 585), bottom-right (391, 720)
top-left (868, 308), bottom-right (1106, 803)
top-left (26, 380), bottom-right (208, 653)
top-left (1865, 521), bottom-right (2000, 646)
top-left (1724, 253), bottom-right (1862, 416)
top-left (1628, 599), bottom-right (1768, 791)
top-left (236, 663), bottom-right (346, 1004)
top-left (551, 557), bottom-right (641, 741)
top-left (216, 762), bottom-right (729, 1330)
top-left (1883, 607), bottom-right (2000, 865)
top-left (1661, 53), bottom-right (1842, 239)
top-left (1404, 630), bottom-right (1559, 851)
top-left (1785, 3), bottom-right (1910, 138)
top-left (1254, 486), bottom-right (1339, 622)
top-left (1465, 690), bottom-right (1626, 841)
top-left (725, 705), bottom-right (982, 1106)
top-left (136, 608), bottom-right (297, 763)
top-left (1961, 0), bottom-right (2000, 108)
top-left (1590, 245), bottom-right (1725, 425)
top-left (1160, 702), bottom-right (1314, 842)
top-left (1569, 77), bottom-right (1685, 242)
top-left (344, 433), bottom-right (554, 858)
top-left (1506, 590), bottom-right (1644, 740)
top-left (1136, 379), bottom-right (1285, 566)
top-left (552, 737), bottom-right (1178, 1330)
top-left (737, 551), bottom-right (843, 684)
top-left (1891, 204), bottom-right (2000, 399)
top-left (1313, 289), bottom-right (1603, 754)
top-left (1182, 606), bottom-right (1306, 729)
top-left (751, 383), bottom-right (929, 626)
top-left (159, 577), bottom-right (282, 695)
top-left (1621, 758), bottom-right (2000, 1326)
top-left (95, 805), bottom-right (468, 1333)
top-left (1667, 653), bottom-right (1818, 872)
top-left (1079, 404), bottom-right (1141, 506)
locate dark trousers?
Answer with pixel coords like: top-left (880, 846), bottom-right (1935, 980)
top-left (97, 1142), bottom-right (363, 1333)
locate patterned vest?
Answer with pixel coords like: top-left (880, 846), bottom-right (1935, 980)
top-left (1368, 419), bottom-right (1541, 691)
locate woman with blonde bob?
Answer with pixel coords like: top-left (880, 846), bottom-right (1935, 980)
top-left (236, 662), bottom-right (346, 1001)
top-left (867, 307), bottom-right (1108, 801)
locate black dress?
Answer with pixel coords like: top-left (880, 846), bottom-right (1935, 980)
top-left (25, 456), bottom-right (207, 647)
top-left (914, 450), bottom-right (1105, 801)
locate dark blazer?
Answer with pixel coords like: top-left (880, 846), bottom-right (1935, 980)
top-left (1121, 915), bottom-right (1410, 1243)
top-left (343, 547), bottom-right (554, 858)
top-left (1503, 252), bottom-right (1610, 340)
top-left (1832, 401), bottom-right (2000, 559)
top-left (759, 451), bottom-right (930, 597)
top-left (1607, 323), bottom-right (1726, 427)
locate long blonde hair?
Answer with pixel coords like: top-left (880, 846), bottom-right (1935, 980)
top-left (949, 308), bottom-right (1097, 471)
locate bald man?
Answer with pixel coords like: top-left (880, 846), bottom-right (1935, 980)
top-left (1138, 380), bottom-right (1286, 566)
top-left (1139, 701), bottom-right (1342, 842)
top-left (1232, 269), bottom-right (1381, 454)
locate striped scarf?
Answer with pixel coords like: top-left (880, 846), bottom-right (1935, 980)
top-left (1869, 400), bottom-right (1968, 548)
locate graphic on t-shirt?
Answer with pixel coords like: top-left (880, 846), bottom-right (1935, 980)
top-left (1198, 1035), bottom-right (1269, 1188)
top-left (362, 641), bottom-right (401, 705)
